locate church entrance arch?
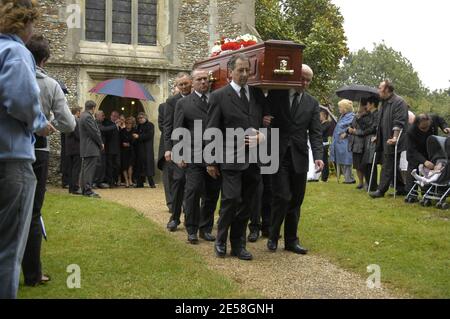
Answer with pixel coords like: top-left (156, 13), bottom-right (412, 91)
top-left (99, 96), bottom-right (145, 119)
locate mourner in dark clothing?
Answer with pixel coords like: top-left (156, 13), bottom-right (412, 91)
top-left (265, 64), bottom-right (324, 255)
top-left (94, 111), bottom-right (110, 188)
top-left (164, 73), bottom-right (192, 232)
top-left (172, 69), bottom-right (220, 244)
top-left (120, 117), bottom-right (137, 188)
top-left (206, 54), bottom-right (268, 261)
top-left (65, 108), bottom-right (82, 194)
top-left (157, 102), bottom-right (173, 213)
top-left (361, 97), bottom-right (380, 192)
top-left (370, 80), bottom-right (409, 198)
top-left (405, 113), bottom-right (450, 194)
top-left (104, 111), bottom-right (122, 187)
top-left (133, 112), bottom-right (156, 188)
top-left (347, 102), bottom-right (372, 189)
top-left (320, 109), bottom-right (335, 182)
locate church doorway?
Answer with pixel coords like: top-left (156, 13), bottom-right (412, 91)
top-left (99, 95), bottom-right (145, 118)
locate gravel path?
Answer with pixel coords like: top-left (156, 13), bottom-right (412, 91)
top-left (64, 186), bottom-right (404, 299)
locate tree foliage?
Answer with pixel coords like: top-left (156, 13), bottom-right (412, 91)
top-left (334, 42), bottom-right (449, 121)
top-left (335, 42), bottom-right (426, 100)
top-left (255, 0), bottom-right (348, 102)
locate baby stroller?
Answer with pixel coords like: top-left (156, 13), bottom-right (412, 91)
top-left (405, 136), bottom-right (450, 209)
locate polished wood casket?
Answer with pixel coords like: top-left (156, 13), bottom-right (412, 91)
top-left (194, 40), bottom-right (305, 91)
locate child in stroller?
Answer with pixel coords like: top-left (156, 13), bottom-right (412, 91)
top-left (411, 159), bottom-right (447, 187)
top-left (405, 135), bottom-right (450, 209)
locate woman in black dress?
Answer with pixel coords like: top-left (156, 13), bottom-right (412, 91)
top-left (120, 117), bottom-right (136, 188)
top-left (347, 101), bottom-right (373, 189)
top-left (320, 109), bottom-right (335, 182)
top-left (133, 112), bottom-right (156, 188)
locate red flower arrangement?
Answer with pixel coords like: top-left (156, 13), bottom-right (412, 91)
top-left (211, 34), bottom-right (258, 57)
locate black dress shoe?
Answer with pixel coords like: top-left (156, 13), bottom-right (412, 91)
top-left (70, 188), bottom-right (83, 195)
top-left (267, 239), bottom-right (278, 252)
top-left (24, 274), bottom-right (51, 287)
top-left (285, 243), bottom-right (308, 255)
top-left (247, 231), bottom-right (259, 243)
top-left (84, 192), bottom-right (101, 198)
top-left (199, 232), bottom-right (216, 242)
top-left (167, 220), bottom-right (180, 232)
top-left (369, 190), bottom-right (385, 199)
top-left (188, 234), bottom-right (199, 245)
top-left (98, 183), bottom-right (110, 189)
top-left (231, 248), bottom-right (253, 261)
top-left (215, 244), bottom-right (226, 258)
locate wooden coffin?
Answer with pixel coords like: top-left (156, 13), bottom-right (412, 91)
top-left (194, 40), bottom-right (305, 91)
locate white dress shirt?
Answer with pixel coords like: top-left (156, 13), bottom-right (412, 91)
top-left (230, 80), bottom-right (250, 101)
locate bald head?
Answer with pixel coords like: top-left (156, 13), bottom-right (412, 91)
top-left (302, 64), bottom-right (313, 75)
top-left (300, 64), bottom-right (313, 91)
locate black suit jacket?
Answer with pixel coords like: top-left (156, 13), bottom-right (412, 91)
top-left (157, 102), bottom-right (167, 170)
top-left (173, 92), bottom-right (210, 165)
top-left (65, 117), bottom-right (80, 156)
top-left (266, 90), bottom-right (323, 175)
top-left (206, 84), bottom-right (267, 171)
top-left (101, 119), bottom-right (121, 155)
top-left (163, 93), bottom-right (184, 153)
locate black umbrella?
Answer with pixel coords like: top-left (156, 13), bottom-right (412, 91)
top-left (336, 85), bottom-right (379, 101)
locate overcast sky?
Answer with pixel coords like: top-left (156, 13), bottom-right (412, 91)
top-left (331, 0), bottom-right (450, 90)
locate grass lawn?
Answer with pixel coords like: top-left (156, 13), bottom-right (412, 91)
top-left (18, 193), bottom-right (246, 299)
top-left (301, 179), bottom-right (450, 298)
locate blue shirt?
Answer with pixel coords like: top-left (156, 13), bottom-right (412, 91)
top-left (0, 34), bottom-right (47, 161)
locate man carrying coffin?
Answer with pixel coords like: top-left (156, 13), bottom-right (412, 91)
top-left (172, 69), bottom-right (220, 244)
top-left (266, 64), bottom-right (324, 255)
top-left (206, 53), bottom-right (268, 261)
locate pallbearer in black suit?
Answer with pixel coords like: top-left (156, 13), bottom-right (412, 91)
top-left (157, 102), bottom-right (173, 213)
top-left (173, 70), bottom-right (220, 244)
top-left (266, 65), bottom-right (324, 255)
top-left (206, 54), bottom-right (267, 261)
top-left (165, 73), bottom-right (192, 232)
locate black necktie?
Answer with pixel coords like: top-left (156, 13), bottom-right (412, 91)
top-left (240, 87), bottom-right (249, 110)
top-left (201, 94), bottom-right (207, 104)
top-left (291, 92), bottom-right (300, 115)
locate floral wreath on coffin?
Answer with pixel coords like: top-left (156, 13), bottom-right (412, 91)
top-left (210, 34), bottom-right (258, 57)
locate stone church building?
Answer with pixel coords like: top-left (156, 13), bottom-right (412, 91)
top-left (35, 0), bottom-right (255, 182)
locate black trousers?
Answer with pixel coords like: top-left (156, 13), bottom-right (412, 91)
top-left (67, 154), bottom-right (81, 192)
top-left (217, 165), bottom-right (261, 250)
top-left (162, 160), bottom-right (174, 211)
top-left (22, 151), bottom-right (49, 285)
top-left (199, 172), bottom-right (221, 234)
top-left (183, 165), bottom-right (221, 235)
top-left (321, 145), bottom-right (330, 182)
top-left (169, 162), bottom-right (186, 223)
top-left (364, 163), bottom-right (378, 192)
top-left (270, 149), bottom-right (307, 245)
top-left (248, 173), bottom-right (271, 234)
top-left (80, 156), bottom-right (99, 194)
top-left (137, 176), bottom-right (155, 187)
top-left (106, 154), bottom-right (120, 185)
top-left (94, 153), bottom-right (107, 185)
top-left (378, 152), bottom-right (405, 194)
